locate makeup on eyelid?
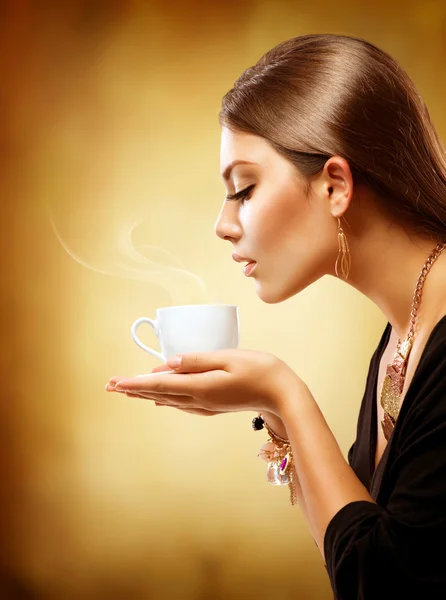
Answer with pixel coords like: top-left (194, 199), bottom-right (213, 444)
top-left (226, 184), bottom-right (255, 202)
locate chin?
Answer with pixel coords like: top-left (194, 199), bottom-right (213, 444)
top-left (255, 281), bottom-right (296, 304)
top-left (255, 275), bottom-right (318, 304)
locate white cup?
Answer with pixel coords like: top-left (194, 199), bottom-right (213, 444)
top-left (130, 304), bottom-right (240, 361)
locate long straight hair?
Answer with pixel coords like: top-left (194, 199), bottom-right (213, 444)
top-left (220, 34), bottom-right (446, 241)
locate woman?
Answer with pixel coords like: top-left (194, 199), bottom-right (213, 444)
top-left (107, 34), bottom-right (446, 599)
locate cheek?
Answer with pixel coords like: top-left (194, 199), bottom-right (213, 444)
top-left (255, 194), bottom-right (333, 286)
top-left (253, 190), bottom-right (310, 254)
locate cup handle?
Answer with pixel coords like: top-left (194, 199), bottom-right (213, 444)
top-left (130, 317), bottom-right (164, 361)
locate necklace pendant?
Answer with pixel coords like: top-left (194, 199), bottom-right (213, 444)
top-left (398, 338), bottom-right (413, 362)
top-left (380, 342), bottom-right (410, 441)
top-left (380, 373), bottom-right (401, 440)
top-left (381, 411), bottom-right (396, 441)
top-left (380, 371), bottom-right (402, 420)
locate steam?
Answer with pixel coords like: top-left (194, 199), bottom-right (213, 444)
top-left (47, 203), bottom-right (208, 305)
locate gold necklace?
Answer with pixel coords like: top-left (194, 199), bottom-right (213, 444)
top-left (380, 242), bottom-right (446, 441)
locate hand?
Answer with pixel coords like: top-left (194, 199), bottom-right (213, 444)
top-left (151, 364), bottom-right (291, 434)
top-left (106, 349), bottom-right (301, 417)
top-left (107, 363), bottom-right (224, 417)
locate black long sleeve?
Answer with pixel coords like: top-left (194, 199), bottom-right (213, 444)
top-left (324, 316), bottom-right (446, 599)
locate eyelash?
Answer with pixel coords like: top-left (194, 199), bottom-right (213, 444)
top-left (225, 184), bottom-right (255, 203)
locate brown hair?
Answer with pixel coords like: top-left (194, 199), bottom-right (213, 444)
top-left (220, 34), bottom-right (446, 241)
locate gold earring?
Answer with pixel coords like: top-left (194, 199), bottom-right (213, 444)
top-left (335, 217), bottom-right (351, 280)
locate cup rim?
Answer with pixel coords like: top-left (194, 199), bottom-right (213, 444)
top-left (157, 303), bottom-right (238, 312)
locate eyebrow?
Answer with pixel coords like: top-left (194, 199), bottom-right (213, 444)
top-left (221, 160), bottom-right (256, 182)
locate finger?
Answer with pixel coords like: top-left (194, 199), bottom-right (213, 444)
top-left (114, 372), bottom-right (201, 395)
top-left (109, 387), bottom-right (193, 404)
top-left (126, 391), bottom-right (198, 405)
top-left (128, 392), bottom-right (195, 404)
top-left (165, 350), bottom-right (232, 373)
top-left (106, 376), bottom-right (126, 391)
top-left (115, 390), bottom-right (219, 414)
top-left (107, 370), bottom-right (175, 390)
top-left (108, 387), bottom-right (193, 405)
top-left (151, 364), bottom-right (172, 373)
top-left (125, 391), bottom-right (143, 399)
top-left (107, 387), bottom-right (148, 400)
top-left (117, 390), bottom-right (175, 401)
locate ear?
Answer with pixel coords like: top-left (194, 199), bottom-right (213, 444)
top-left (313, 156), bottom-right (354, 218)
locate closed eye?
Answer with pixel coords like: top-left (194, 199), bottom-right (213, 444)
top-left (225, 184), bottom-right (255, 202)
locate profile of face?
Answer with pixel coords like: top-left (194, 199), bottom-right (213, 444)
top-left (215, 127), bottom-right (352, 304)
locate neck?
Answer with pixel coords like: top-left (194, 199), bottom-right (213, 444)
top-left (344, 199), bottom-right (446, 341)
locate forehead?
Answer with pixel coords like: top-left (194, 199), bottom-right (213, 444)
top-left (220, 128), bottom-right (273, 172)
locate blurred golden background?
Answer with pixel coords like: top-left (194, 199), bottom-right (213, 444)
top-left (1, 0), bottom-right (445, 598)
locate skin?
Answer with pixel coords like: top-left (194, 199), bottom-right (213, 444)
top-left (107, 127), bottom-right (446, 560)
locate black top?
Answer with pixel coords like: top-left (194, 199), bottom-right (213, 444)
top-left (324, 315), bottom-right (446, 600)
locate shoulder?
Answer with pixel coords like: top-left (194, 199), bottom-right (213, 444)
top-left (419, 314), bottom-right (446, 364)
top-left (408, 315), bottom-right (446, 405)
top-left (393, 315), bottom-right (446, 454)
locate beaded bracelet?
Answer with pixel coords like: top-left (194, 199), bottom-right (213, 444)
top-left (252, 413), bottom-right (297, 506)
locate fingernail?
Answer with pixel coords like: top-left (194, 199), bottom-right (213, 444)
top-left (167, 355), bottom-right (182, 368)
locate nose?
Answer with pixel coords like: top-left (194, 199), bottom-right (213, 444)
top-left (214, 203), bottom-right (242, 242)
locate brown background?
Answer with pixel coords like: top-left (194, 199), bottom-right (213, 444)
top-left (1, 1), bottom-right (445, 598)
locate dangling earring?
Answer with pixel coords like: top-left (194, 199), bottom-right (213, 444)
top-left (335, 217), bottom-right (351, 280)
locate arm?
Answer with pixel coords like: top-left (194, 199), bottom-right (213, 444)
top-left (274, 349), bottom-right (446, 599)
top-left (275, 379), bottom-right (374, 559)
top-left (260, 410), bottom-right (310, 523)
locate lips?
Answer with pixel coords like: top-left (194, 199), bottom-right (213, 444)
top-left (232, 252), bottom-right (255, 264)
top-left (232, 253), bottom-right (257, 277)
top-left (243, 261), bottom-right (257, 276)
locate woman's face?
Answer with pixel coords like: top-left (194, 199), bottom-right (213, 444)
top-left (216, 127), bottom-right (337, 303)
